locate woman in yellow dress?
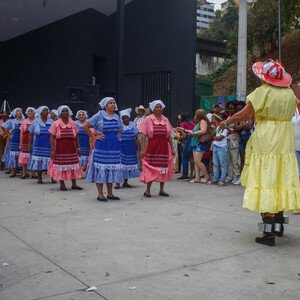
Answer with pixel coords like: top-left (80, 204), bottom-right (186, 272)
top-left (219, 59), bottom-right (300, 246)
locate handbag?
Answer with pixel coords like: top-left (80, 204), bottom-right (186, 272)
top-left (198, 125), bottom-right (213, 143)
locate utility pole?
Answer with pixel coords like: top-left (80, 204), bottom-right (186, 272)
top-left (236, 0), bottom-right (248, 101)
top-left (278, 0), bottom-right (282, 61)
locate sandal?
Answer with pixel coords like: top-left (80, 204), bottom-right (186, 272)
top-left (217, 181), bottom-right (227, 187)
top-left (20, 175), bottom-right (26, 179)
top-left (97, 196), bottom-right (108, 202)
top-left (206, 180), bottom-right (217, 185)
top-left (107, 195), bottom-right (120, 200)
top-left (60, 186), bottom-right (67, 191)
top-left (123, 182), bottom-right (132, 188)
top-left (9, 173), bottom-right (16, 178)
top-left (144, 192), bottom-right (151, 198)
top-left (189, 179), bottom-right (201, 183)
top-left (159, 191), bottom-right (169, 197)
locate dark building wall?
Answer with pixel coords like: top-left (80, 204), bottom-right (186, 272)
top-left (0, 1), bottom-right (197, 122)
top-left (0, 9), bottom-right (110, 109)
top-left (123, 0), bottom-right (197, 122)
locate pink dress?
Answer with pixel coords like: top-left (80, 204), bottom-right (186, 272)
top-left (48, 118), bottom-right (82, 180)
top-left (139, 114), bottom-right (174, 183)
top-left (19, 118), bottom-right (34, 164)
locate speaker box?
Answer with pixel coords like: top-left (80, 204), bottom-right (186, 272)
top-left (66, 87), bottom-right (83, 103)
top-left (84, 84), bottom-right (100, 116)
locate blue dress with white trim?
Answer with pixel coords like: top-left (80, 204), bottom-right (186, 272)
top-left (3, 119), bottom-right (23, 168)
top-left (86, 110), bottom-right (124, 183)
top-left (120, 122), bottom-right (140, 179)
top-left (75, 120), bottom-right (90, 167)
top-left (28, 118), bottom-right (53, 170)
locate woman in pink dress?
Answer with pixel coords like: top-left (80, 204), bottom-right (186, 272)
top-left (48, 105), bottom-right (82, 191)
top-left (139, 100), bottom-right (175, 197)
top-left (19, 107), bottom-right (36, 179)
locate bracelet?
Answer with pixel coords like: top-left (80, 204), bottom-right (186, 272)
top-left (224, 121), bottom-right (228, 127)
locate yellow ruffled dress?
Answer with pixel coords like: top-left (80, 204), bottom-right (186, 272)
top-left (241, 84), bottom-right (300, 213)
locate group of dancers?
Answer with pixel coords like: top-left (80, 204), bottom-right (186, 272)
top-left (0, 98), bottom-right (174, 201)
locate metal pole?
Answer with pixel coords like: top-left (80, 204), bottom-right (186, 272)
top-left (236, 0), bottom-right (247, 101)
top-left (116, 0), bottom-right (125, 105)
top-left (278, 0), bottom-right (282, 61)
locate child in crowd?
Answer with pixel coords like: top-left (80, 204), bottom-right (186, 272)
top-left (208, 115), bottom-right (228, 187)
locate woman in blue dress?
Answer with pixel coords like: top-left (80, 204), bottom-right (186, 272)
top-left (75, 110), bottom-right (93, 171)
top-left (84, 97), bottom-right (123, 202)
top-left (28, 106), bottom-right (55, 184)
top-left (115, 108), bottom-right (140, 189)
top-left (1, 108), bottom-right (24, 177)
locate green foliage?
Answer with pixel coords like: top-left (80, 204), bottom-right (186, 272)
top-left (205, 58), bottom-right (237, 81)
top-left (206, 0), bottom-right (300, 58)
top-left (205, 0), bottom-right (239, 58)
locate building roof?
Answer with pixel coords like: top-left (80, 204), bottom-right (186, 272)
top-left (0, 0), bottom-right (132, 41)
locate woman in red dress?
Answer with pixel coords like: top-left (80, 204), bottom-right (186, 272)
top-left (19, 107), bottom-right (36, 179)
top-left (139, 100), bottom-right (175, 197)
top-left (48, 105), bottom-right (82, 191)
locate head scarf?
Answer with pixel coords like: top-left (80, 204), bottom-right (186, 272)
top-left (57, 105), bottom-right (73, 117)
top-left (10, 107), bottom-right (23, 118)
top-left (75, 110), bottom-right (88, 119)
top-left (149, 100), bottom-right (165, 112)
top-left (99, 97), bottom-right (118, 111)
top-left (119, 108), bottom-right (132, 118)
top-left (50, 109), bottom-right (58, 116)
top-left (25, 107), bottom-right (36, 115)
top-left (36, 106), bottom-right (49, 118)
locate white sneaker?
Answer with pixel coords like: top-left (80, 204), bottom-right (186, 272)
top-left (232, 177), bottom-right (241, 185)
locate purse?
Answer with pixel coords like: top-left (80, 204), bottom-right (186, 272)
top-left (198, 125), bottom-right (213, 143)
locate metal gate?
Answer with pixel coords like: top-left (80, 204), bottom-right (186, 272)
top-left (123, 71), bottom-right (171, 116)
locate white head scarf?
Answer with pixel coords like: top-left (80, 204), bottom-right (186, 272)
top-left (119, 108), bottom-right (132, 118)
top-left (99, 97), bottom-right (118, 110)
top-left (36, 106), bottom-right (49, 118)
top-left (25, 107), bottom-right (36, 115)
top-left (50, 109), bottom-right (58, 116)
top-left (57, 105), bottom-right (73, 117)
top-left (75, 110), bottom-right (88, 119)
top-left (10, 107), bottom-right (23, 118)
top-left (149, 100), bottom-right (165, 112)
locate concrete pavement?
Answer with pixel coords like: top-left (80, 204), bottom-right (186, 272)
top-left (0, 171), bottom-right (299, 300)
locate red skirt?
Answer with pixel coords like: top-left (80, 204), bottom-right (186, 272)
top-left (48, 138), bottom-right (82, 180)
top-left (140, 135), bottom-right (173, 183)
top-left (19, 131), bottom-right (30, 164)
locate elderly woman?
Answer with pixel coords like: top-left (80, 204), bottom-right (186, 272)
top-left (19, 107), bottom-right (36, 179)
top-left (50, 109), bottom-right (58, 121)
top-left (139, 100), bottom-right (175, 197)
top-left (219, 59), bottom-right (300, 246)
top-left (48, 105), bottom-right (82, 191)
top-left (75, 110), bottom-right (93, 171)
top-left (84, 97), bottom-right (123, 202)
top-left (1, 108), bottom-right (24, 177)
top-left (28, 106), bottom-right (55, 184)
top-left (115, 108), bottom-right (140, 189)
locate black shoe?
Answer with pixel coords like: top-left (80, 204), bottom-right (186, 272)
top-left (20, 175), bottom-right (26, 179)
top-left (60, 186), bottom-right (68, 191)
top-left (107, 195), bottom-right (120, 200)
top-left (97, 197), bottom-right (108, 202)
top-left (144, 192), bottom-right (151, 198)
top-left (71, 186), bottom-right (83, 190)
top-left (9, 173), bottom-right (16, 178)
top-left (123, 182), bottom-right (132, 188)
top-left (177, 176), bottom-right (188, 180)
top-left (159, 191), bottom-right (169, 197)
top-left (255, 234), bottom-right (275, 246)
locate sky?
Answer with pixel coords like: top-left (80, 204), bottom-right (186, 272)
top-left (209, 0), bottom-right (224, 11)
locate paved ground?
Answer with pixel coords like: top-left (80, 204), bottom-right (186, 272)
top-left (0, 171), bottom-right (299, 300)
